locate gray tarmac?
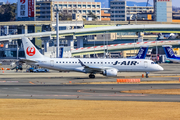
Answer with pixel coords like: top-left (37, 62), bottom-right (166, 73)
top-left (0, 63), bottom-right (180, 102)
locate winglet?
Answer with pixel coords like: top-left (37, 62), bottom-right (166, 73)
top-left (78, 59), bottom-right (85, 66)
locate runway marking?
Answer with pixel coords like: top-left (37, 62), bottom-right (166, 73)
top-left (0, 81), bottom-right (6, 82)
top-left (77, 89), bottom-right (147, 97)
top-left (6, 81), bottom-right (19, 83)
top-left (0, 81), bottom-right (19, 83)
top-left (0, 94), bottom-right (146, 97)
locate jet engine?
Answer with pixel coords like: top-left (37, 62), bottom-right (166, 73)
top-left (102, 69), bottom-right (118, 77)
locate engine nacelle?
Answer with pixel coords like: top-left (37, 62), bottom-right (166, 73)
top-left (103, 69), bottom-right (118, 77)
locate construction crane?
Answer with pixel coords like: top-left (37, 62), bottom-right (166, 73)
top-left (146, 0), bottom-right (149, 7)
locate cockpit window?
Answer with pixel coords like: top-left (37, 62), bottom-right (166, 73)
top-left (151, 62), bottom-right (156, 64)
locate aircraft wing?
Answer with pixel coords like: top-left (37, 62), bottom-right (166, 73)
top-left (19, 58), bottom-right (38, 63)
top-left (78, 59), bottom-right (117, 72)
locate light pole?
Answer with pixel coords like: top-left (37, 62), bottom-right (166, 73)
top-left (134, 38), bottom-right (135, 56)
top-left (156, 39), bottom-right (158, 62)
top-left (76, 0), bottom-right (78, 29)
top-left (104, 32), bottom-right (105, 58)
top-left (93, 35), bottom-right (95, 58)
top-left (17, 42), bottom-right (18, 60)
top-left (106, 31), bottom-right (109, 58)
top-left (53, 5), bottom-right (61, 58)
top-left (114, 8), bottom-right (115, 26)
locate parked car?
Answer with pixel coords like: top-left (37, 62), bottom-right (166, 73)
top-left (33, 68), bottom-right (49, 72)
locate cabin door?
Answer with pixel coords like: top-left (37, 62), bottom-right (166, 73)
top-left (50, 60), bottom-right (54, 67)
top-left (144, 61), bottom-right (148, 68)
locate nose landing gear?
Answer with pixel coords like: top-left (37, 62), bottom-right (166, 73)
top-left (89, 74), bottom-right (95, 78)
top-left (146, 72), bottom-right (149, 78)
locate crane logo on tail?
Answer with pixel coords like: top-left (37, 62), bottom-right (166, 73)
top-left (26, 46), bottom-right (36, 56)
top-left (20, 0), bottom-right (26, 4)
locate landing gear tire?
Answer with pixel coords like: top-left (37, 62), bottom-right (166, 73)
top-left (89, 74), bottom-right (95, 78)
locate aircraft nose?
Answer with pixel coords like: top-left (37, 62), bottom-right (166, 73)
top-left (158, 65), bottom-right (164, 71)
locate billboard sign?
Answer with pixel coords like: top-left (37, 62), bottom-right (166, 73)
top-left (28, 0), bottom-right (34, 17)
top-left (18, 0), bottom-right (34, 17)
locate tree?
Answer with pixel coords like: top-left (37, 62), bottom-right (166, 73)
top-left (59, 12), bottom-right (72, 21)
top-left (87, 11), bottom-right (97, 21)
top-left (0, 3), bottom-right (17, 22)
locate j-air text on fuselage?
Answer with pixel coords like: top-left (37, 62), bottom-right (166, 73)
top-left (113, 61), bottom-right (139, 66)
top-left (21, 37), bottom-right (163, 78)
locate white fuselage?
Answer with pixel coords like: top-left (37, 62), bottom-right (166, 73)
top-left (29, 57), bottom-right (163, 73)
top-left (166, 58), bottom-right (180, 63)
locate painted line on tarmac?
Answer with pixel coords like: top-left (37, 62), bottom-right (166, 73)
top-left (0, 94), bottom-right (146, 97)
top-left (69, 81), bottom-right (180, 85)
top-left (0, 81), bottom-right (19, 83)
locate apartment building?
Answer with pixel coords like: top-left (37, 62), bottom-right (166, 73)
top-left (109, 0), bottom-right (126, 21)
top-left (101, 8), bottom-right (110, 21)
top-left (36, 0), bottom-right (101, 21)
top-left (36, 0), bottom-right (53, 21)
top-left (126, 6), bottom-right (154, 15)
top-left (154, 0), bottom-right (172, 22)
top-left (53, 1), bottom-right (101, 21)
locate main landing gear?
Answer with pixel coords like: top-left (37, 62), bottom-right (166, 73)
top-left (89, 73), bottom-right (95, 78)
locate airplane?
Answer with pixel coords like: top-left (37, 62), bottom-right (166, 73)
top-left (21, 37), bottom-right (163, 78)
top-left (158, 33), bottom-right (177, 40)
top-left (162, 45), bottom-right (180, 63)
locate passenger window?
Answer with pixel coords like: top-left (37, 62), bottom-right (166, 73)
top-left (63, 62), bottom-right (64, 63)
top-left (85, 62), bottom-right (86, 64)
top-left (108, 62), bottom-right (110, 64)
top-left (69, 62), bottom-right (71, 63)
top-left (72, 62), bottom-right (74, 63)
top-left (105, 62), bottom-right (106, 64)
top-left (59, 62), bottom-right (61, 63)
top-left (98, 62), bottom-right (99, 64)
top-left (91, 62), bottom-right (92, 64)
top-left (112, 62), bottom-right (113, 64)
top-left (87, 62), bottom-right (89, 64)
top-left (118, 62), bottom-right (120, 64)
top-left (66, 62), bottom-right (68, 63)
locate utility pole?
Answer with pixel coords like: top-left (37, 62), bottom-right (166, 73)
top-left (53, 5), bottom-right (61, 58)
top-left (104, 32), bottom-right (105, 58)
top-left (114, 8), bottom-right (115, 26)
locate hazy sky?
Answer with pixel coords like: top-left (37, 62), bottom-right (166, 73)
top-left (0, 0), bottom-right (179, 7)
